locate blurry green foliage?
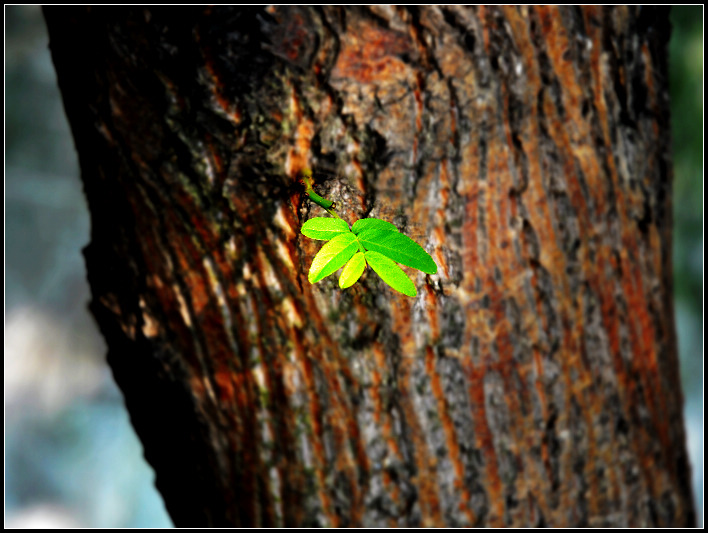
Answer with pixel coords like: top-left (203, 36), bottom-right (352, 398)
top-left (670, 6), bottom-right (703, 314)
top-left (669, 7), bottom-right (703, 523)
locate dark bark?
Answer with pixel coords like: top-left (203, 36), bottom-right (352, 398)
top-left (45, 6), bottom-right (694, 527)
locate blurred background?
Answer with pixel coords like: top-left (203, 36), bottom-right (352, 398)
top-left (4, 6), bottom-right (703, 527)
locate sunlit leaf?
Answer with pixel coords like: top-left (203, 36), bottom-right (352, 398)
top-left (301, 217), bottom-right (351, 240)
top-left (339, 251), bottom-right (366, 289)
top-left (300, 210), bottom-right (437, 296)
top-left (308, 232), bottom-right (359, 283)
top-left (365, 250), bottom-right (417, 297)
top-left (357, 229), bottom-right (437, 274)
top-left (351, 218), bottom-right (398, 234)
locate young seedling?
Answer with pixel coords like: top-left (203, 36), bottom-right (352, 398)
top-left (299, 169), bottom-right (437, 297)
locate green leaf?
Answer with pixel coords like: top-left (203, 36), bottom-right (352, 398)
top-left (365, 250), bottom-right (417, 297)
top-left (339, 251), bottom-right (366, 289)
top-left (301, 217), bottom-right (351, 240)
top-left (308, 232), bottom-right (359, 283)
top-left (357, 229), bottom-right (437, 274)
top-left (351, 218), bottom-right (399, 234)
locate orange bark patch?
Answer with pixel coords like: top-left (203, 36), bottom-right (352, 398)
top-left (466, 363), bottom-right (504, 527)
top-left (426, 346), bottom-right (476, 524)
top-left (332, 22), bottom-right (413, 84)
top-left (285, 85), bottom-right (315, 179)
top-left (203, 57), bottom-right (242, 124)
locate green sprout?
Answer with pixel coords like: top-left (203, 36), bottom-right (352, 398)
top-left (300, 170), bottom-right (437, 297)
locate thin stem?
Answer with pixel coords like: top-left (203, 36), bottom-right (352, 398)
top-left (300, 168), bottom-right (342, 219)
top-left (323, 205), bottom-right (342, 220)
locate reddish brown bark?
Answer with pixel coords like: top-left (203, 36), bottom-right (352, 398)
top-left (45, 6), bottom-right (694, 527)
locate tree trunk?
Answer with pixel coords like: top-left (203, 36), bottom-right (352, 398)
top-left (44, 6), bottom-right (694, 527)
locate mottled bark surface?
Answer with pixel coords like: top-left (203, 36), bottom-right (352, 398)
top-left (45, 6), bottom-right (694, 527)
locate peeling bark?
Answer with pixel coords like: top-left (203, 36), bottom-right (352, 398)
top-left (45, 6), bottom-right (694, 527)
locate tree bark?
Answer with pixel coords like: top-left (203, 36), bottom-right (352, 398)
top-left (45, 6), bottom-right (694, 527)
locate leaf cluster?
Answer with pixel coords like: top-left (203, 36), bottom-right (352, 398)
top-left (301, 217), bottom-right (437, 297)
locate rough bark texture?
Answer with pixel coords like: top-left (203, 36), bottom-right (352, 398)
top-left (45, 6), bottom-right (694, 527)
